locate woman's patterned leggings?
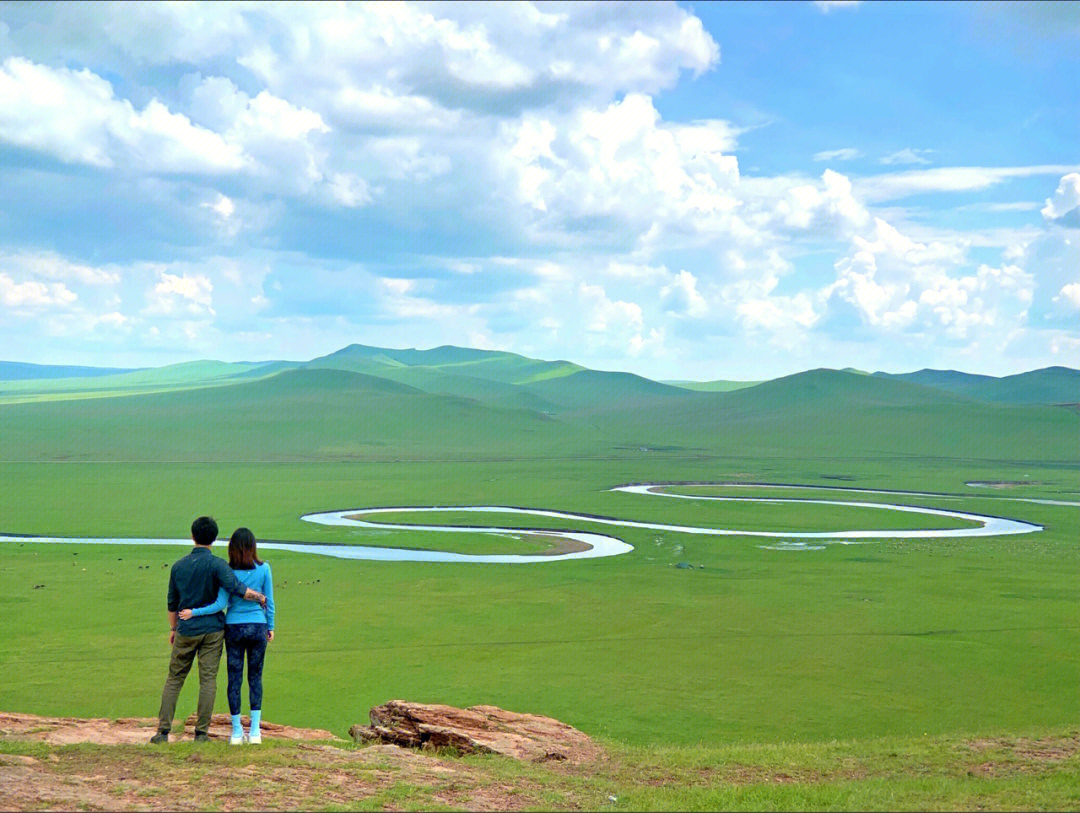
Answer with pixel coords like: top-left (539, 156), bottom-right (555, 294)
top-left (225, 623), bottom-right (268, 715)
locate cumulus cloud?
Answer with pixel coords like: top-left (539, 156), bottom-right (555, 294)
top-left (0, 57), bottom-right (247, 173)
top-left (203, 194), bottom-right (235, 221)
top-left (0, 273), bottom-right (77, 309)
top-left (0, 4), bottom-right (1073, 376)
top-left (145, 271), bottom-right (215, 317)
top-left (499, 93), bottom-right (740, 247)
top-left (661, 271), bottom-right (708, 317)
top-left (1054, 283), bottom-right (1080, 311)
top-left (773, 169), bottom-right (870, 236)
top-left (820, 218), bottom-right (1034, 339)
top-left (220, 3), bottom-right (716, 107)
top-left (18, 3), bottom-right (716, 114)
top-left (1041, 173), bottom-right (1080, 226)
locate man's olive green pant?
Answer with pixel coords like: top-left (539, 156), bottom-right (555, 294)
top-left (157, 630), bottom-right (224, 735)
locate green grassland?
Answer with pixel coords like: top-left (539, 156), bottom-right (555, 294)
top-left (0, 347), bottom-right (1077, 809)
top-left (1, 457), bottom-right (1076, 748)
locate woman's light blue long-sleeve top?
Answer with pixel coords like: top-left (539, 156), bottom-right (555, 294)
top-left (190, 562), bottom-right (274, 629)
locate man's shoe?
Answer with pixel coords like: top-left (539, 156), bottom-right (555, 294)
top-left (149, 732), bottom-right (168, 744)
top-left (193, 732), bottom-right (210, 743)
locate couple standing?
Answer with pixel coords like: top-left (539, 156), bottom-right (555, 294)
top-left (151, 516), bottom-right (276, 745)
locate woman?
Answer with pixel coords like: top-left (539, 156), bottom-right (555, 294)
top-left (179, 527), bottom-right (275, 745)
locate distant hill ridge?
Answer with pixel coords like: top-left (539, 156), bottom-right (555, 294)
top-left (2, 348), bottom-right (1076, 464)
top-left (2, 345), bottom-right (1076, 409)
top-left (0, 361), bottom-right (141, 381)
top-left (874, 366), bottom-right (1080, 405)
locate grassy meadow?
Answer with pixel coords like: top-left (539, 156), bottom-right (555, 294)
top-left (0, 347), bottom-right (1077, 800)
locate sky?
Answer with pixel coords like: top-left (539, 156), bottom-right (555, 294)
top-left (0, 0), bottom-right (1077, 380)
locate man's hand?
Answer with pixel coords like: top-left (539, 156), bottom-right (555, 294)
top-left (178, 609), bottom-right (193, 620)
top-left (167, 610), bottom-right (178, 646)
top-left (169, 630), bottom-right (176, 645)
top-left (244, 588), bottom-right (267, 606)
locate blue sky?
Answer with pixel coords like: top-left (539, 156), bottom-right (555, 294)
top-left (0, 1), bottom-right (1076, 379)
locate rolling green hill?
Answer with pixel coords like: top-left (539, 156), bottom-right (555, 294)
top-left (522, 368), bottom-right (695, 411)
top-left (0, 361), bottom-right (140, 380)
top-left (0, 359), bottom-right (282, 403)
top-left (309, 343), bottom-right (582, 386)
top-left (723, 368), bottom-right (972, 411)
top-left (875, 366), bottom-right (1080, 405)
top-left (1, 351), bottom-right (1076, 464)
top-left (588, 368), bottom-right (1079, 462)
top-left (0, 366), bottom-right (594, 462)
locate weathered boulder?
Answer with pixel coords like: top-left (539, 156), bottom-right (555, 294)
top-left (350, 700), bottom-right (598, 763)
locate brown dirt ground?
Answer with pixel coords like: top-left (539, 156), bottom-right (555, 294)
top-left (965, 732), bottom-right (1080, 762)
top-left (0, 712), bottom-right (337, 745)
top-left (0, 712), bottom-right (596, 811)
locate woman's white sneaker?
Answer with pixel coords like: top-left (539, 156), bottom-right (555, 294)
top-left (229, 734), bottom-right (245, 745)
top-left (247, 733), bottom-right (262, 745)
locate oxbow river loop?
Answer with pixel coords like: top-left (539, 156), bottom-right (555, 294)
top-left (0, 483), bottom-right (1045, 564)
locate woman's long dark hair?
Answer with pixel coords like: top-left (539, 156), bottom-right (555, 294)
top-left (228, 527), bottom-right (263, 570)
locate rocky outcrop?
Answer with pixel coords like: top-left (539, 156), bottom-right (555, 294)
top-left (350, 700), bottom-right (598, 763)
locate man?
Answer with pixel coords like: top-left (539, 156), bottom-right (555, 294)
top-left (151, 516), bottom-right (266, 743)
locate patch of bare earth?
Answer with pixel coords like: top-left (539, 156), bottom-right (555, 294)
top-left (0, 711), bottom-right (599, 811)
top-left (965, 732), bottom-right (1080, 763)
top-left (0, 742), bottom-right (574, 811)
top-left (0, 711), bottom-right (337, 745)
top-left (532, 535), bottom-right (591, 555)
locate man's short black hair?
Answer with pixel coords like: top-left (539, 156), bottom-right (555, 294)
top-left (191, 516), bottom-right (219, 546)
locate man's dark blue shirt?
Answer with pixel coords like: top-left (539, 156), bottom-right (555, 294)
top-left (167, 546), bottom-right (247, 635)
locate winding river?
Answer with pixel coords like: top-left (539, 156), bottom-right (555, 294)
top-left (0, 483), bottom-right (1047, 564)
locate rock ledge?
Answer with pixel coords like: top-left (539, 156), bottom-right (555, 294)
top-left (350, 700), bottom-right (598, 763)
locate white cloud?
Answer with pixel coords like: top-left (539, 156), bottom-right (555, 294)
top-left (661, 270), bottom-right (708, 317)
top-left (499, 93), bottom-right (740, 246)
top-left (773, 169), bottom-right (870, 235)
top-left (813, 1), bottom-right (862, 12)
top-left (187, 75), bottom-right (335, 197)
top-left (0, 273), bottom-right (77, 309)
top-left (813, 148), bottom-right (861, 162)
top-left (231, 3), bottom-right (718, 104)
top-left (855, 165), bottom-right (1079, 203)
top-left (202, 194), bottom-right (235, 220)
top-left (326, 174), bottom-right (374, 208)
top-left (956, 201), bottom-right (1040, 213)
top-left (1041, 173), bottom-right (1080, 226)
top-left (1, 250), bottom-right (119, 285)
top-left (1053, 282), bottom-right (1080, 311)
top-left (879, 148), bottom-right (934, 166)
top-left (145, 271), bottom-right (215, 317)
top-left (96, 311), bottom-right (128, 327)
top-left (0, 57), bottom-right (247, 173)
top-left (821, 218), bottom-right (1034, 339)
top-left (580, 283), bottom-right (643, 335)
top-left (380, 277), bottom-right (414, 296)
top-left (0, 5), bottom-right (1073, 377)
